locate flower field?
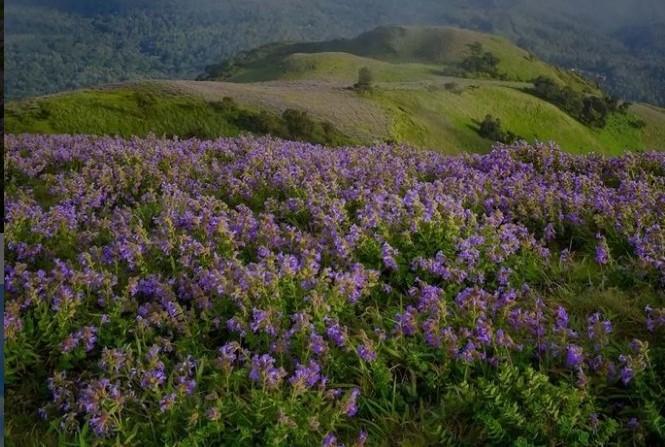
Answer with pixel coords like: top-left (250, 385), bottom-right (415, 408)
top-left (4, 134), bottom-right (665, 446)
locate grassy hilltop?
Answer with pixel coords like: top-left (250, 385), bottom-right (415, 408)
top-left (6, 26), bottom-right (665, 154)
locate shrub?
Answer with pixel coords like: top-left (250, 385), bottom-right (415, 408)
top-left (460, 42), bottom-right (501, 78)
top-left (478, 114), bottom-right (519, 143)
top-left (354, 67), bottom-right (374, 92)
top-left (531, 76), bottom-right (623, 128)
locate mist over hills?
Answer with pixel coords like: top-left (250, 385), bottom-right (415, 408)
top-left (5, 0), bottom-right (665, 105)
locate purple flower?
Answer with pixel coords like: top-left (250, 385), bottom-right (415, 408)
top-left (326, 320), bottom-right (347, 347)
top-left (249, 354), bottom-right (286, 389)
top-left (497, 267), bottom-right (512, 286)
top-left (554, 306), bottom-right (569, 331)
top-left (218, 342), bottom-right (241, 367)
top-left (589, 413), bottom-right (600, 431)
top-left (80, 326), bottom-right (98, 352)
top-left (474, 318), bottom-right (493, 345)
top-left (8, 133), bottom-right (665, 443)
top-left (627, 417), bottom-right (640, 430)
top-left (565, 344), bottom-right (584, 368)
top-left (645, 305), bottom-right (665, 332)
top-left (309, 331), bottom-right (328, 355)
top-left (620, 366), bottom-right (634, 385)
top-left (381, 242), bottom-right (399, 271)
top-left (422, 318), bottom-right (441, 347)
top-left (343, 388), bottom-right (361, 417)
top-left (250, 308), bottom-right (277, 336)
top-left (289, 360), bottom-right (322, 389)
top-left (322, 432), bottom-right (339, 447)
top-left (457, 340), bottom-right (482, 364)
top-left (159, 393), bottom-right (176, 412)
top-left (559, 249), bottom-right (573, 264)
top-left (416, 283), bottom-right (443, 314)
top-left (141, 366), bottom-right (166, 389)
top-left (356, 429), bottom-right (368, 446)
top-left (61, 332), bottom-right (81, 353)
top-left (356, 344), bottom-right (377, 362)
top-left (543, 223), bottom-right (556, 241)
top-left (587, 312), bottom-right (612, 350)
top-left (89, 412), bottom-right (111, 436)
top-left (206, 407), bottom-right (221, 421)
top-left (395, 306), bottom-right (418, 336)
top-left (594, 234), bottom-right (610, 265)
top-left (177, 377), bottom-right (197, 395)
top-left (226, 317), bottom-right (247, 336)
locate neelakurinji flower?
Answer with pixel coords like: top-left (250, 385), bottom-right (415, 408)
top-left (5, 134), bottom-right (664, 445)
top-left (594, 234), bottom-right (611, 265)
top-left (356, 343), bottom-right (377, 362)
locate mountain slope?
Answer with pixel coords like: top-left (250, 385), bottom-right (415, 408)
top-left (204, 26), bottom-right (592, 92)
top-left (5, 0), bottom-right (665, 104)
top-left (6, 26), bottom-right (665, 154)
top-left (7, 78), bottom-right (664, 155)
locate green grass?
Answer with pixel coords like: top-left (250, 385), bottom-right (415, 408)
top-left (211, 25), bottom-right (596, 93)
top-left (229, 52), bottom-right (441, 84)
top-left (7, 79), bottom-right (665, 155)
top-left (3, 82), bottom-right (350, 145)
top-left (4, 83), bottom-right (246, 138)
top-left (6, 25), bottom-right (665, 154)
top-left (631, 103), bottom-right (665, 149)
top-left (371, 84), bottom-right (657, 154)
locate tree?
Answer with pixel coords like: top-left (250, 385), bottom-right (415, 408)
top-left (530, 76), bottom-right (615, 128)
top-left (460, 42), bottom-right (500, 77)
top-left (468, 42), bottom-right (483, 57)
top-left (478, 114), bottom-right (518, 144)
top-left (479, 114), bottom-right (502, 140)
top-left (354, 67), bottom-right (374, 92)
top-left (283, 109), bottom-right (316, 139)
top-left (533, 76), bottom-right (559, 98)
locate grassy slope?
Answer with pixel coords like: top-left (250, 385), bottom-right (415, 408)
top-left (214, 26), bottom-right (595, 92)
top-left (7, 78), bottom-right (664, 155)
top-left (6, 26), bottom-right (665, 154)
top-left (4, 83), bottom-right (246, 138)
top-left (631, 103), bottom-right (665, 149)
top-left (371, 83), bottom-right (655, 155)
top-left (166, 80), bottom-right (391, 144)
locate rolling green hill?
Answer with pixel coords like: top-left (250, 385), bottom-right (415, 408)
top-left (204, 26), bottom-right (594, 92)
top-left (6, 1), bottom-right (665, 105)
top-left (6, 26), bottom-right (665, 155)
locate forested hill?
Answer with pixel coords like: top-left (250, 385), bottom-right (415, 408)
top-left (5, 0), bottom-right (665, 105)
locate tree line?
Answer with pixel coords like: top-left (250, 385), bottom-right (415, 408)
top-left (530, 76), bottom-right (629, 128)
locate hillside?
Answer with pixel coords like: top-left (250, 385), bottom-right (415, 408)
top-left (7, 80), bottom-right (663, 156)
top-left (204, 26), bottom-right (593, 92)
top-left (5, 0), bottom-right (665, 105)
top-left (6, 26), bottom-right (665, 154)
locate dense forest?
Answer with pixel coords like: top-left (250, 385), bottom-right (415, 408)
top-left (5, 0), bottom-right (665, 105)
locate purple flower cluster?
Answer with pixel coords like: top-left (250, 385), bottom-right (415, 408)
top-left (249, 354), bottom-right (287, 389)
top-left (5, 134), bottom-right (665, 445)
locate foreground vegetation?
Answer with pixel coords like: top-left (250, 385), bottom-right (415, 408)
top-left (5, 135), bottom-right (665, 446)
